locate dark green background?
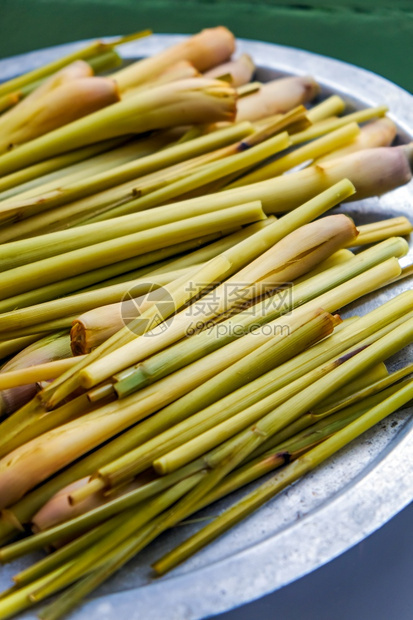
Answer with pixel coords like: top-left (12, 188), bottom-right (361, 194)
top-left (0, 1), bottom-right (412, 91)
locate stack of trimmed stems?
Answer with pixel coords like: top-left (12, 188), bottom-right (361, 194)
top-left (0, 26), bottom-right (412, 620)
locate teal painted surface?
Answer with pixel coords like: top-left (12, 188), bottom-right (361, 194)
top-left (0, 0), bottom-right (412, 91)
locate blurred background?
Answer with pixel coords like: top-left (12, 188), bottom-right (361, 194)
top-left (0, 0), bottom-right (412, 92)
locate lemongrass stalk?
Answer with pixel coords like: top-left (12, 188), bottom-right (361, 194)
top-left (151, 357), bottom-right (387, 476)
top-left (0, 78), bottom-right (237, 177)
top-left (346, 216), bottom-right (413, 247)
top-left (237, 81), bottom-right (261, 96)
top-left (204, 53), bottom-right (255, 86)
top-left (0, 148), bottom-right (239, 238)
top-left (227, 122), bottom-right (360, 187)
top-left (0, 138), bottom-right (178, 229)
top-left (207, 316), bottom-right (413, 472)
top-left (115, 299), bottom-right (412, 488)
top-left (80, 225), bottom-right (246, 287)
top-left (153, 361), bottom-right (388, 476)
top-left (42, 180), bottom-right (355, 408)
top-left (123, 60), bottom-right (201, 95)
top-left (0, 132), bottom-right (177, 208)
top-left (0, 268), bottom-right (191, 332)
top-left (77, 213), bottom-right (353, 356)
top-left (0, 333), bottom-right (71, 417)
top-left (259, 144), bottom-right (412, 212)
top-left (147, 219), bottom-right (274, 275)
top-left (0, 336), bottom-right (40, 362)
top-left (0, 76), bottom-right (120, 154)
top-left (44, 391), bottom-right (375, 616)
top-left (0, 202), bottom-right (264, 301)
top-left (236, 76), bottom-right (319, 122)
top-left (0, 138), bottom-right (128, 197)
top-left (317, 117), bottom-right (397, 163)
top-left (2, 122), bottom-right (253, 223)
top-left (0, 311), bottom-right (337, 509)
top-left (0, 234), bottom-right (221, 314)
top-left (0, 93), bottom-right (20, 113)
top-left (94, 311), bottom-right (335, 482)
top-left (290, 105), bottom-right (388, 145)
top-left (114, 238), bottom-right (407, 396)
top-left (306, 95), bottom-right (346, 122)
top-left (70, 273), bottom-right (195, 354)
top-left (153, 379), bottom-right (413, 575)
top-left (142, 319), bottom-right (413, 544)
top-left (36, 520), bottom-right (160, 620)
top-left (4, 58), bottom-right (94, 105)
top-left (252, 106), bottom-right (309, 133)
top-left (94, 261), bottom-right (403, 490)
top-left (312, 361), bottom-right (413, 419)
top-left (0, 31), bottom-right (151, 98)
top-left (251, 105), bottom-right (310, 136)
top-left (0, 358), bottom-right (80, 390)
top-left (249, 376), bottom-right (410, 461)
top-left (0, 565), bottom-right (68, 620)
top-left (312, 361), bottom-right (388, 407)
top-left (84, 131), bottom-right (292, 217)
top-left (0, 186), bottom-right (272, 271)
top-left (26, 474), bottom-right (204, 606)
top-left (42, 245), bottom-right (241, 405)
top-left (80, 142), bottom-right (412, 228)
top-left (293, 248), bottom-right (354, 284)
top-left (86, 49), bottom-right (122, 74)
top-left (0, 318), bottom-right (77, 340)
top-left (0, 393), bottom-right (95, 459)
top-left (0, 290), bottom-right (409, 545)
top-left (80, 212), bottom-right (357, 388)
top-left (41, 243), bottom-right (256, 408)
top-left (112, 27), bottom-right (235, 91)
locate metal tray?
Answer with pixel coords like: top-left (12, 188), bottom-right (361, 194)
top-left (0, 35), bottom-right (412, 620)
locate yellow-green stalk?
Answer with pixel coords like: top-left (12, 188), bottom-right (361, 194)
top-left (346, 216), bottom-right (413, 247)
top-left (0, 78), bottom-right (237, 176)
top-left (0, 30), bottom-right (151, 98)
top-left (79, 213), bottom-right (357, 386)
top-left (0, 233), bottom-right (222, 314)
top-left (316, 117), bottom-right (397, 163)
top-left (0, 122), bottom-right (253, 227)
top-left (227, 122), bottom-right (361, 187)
top-left (112, 27), bottom-right (235, 91)
top-left (0, 334), bottom-right (71, 417)
top-left (236, 76), bottom-right (319, 122)
top-left (306, 95), bottom-right (346, 122)
top-left (41, 180), bottom-right (355, 409)
top-left (0, 202), bottom-right (264, 301)
top-left (290, 105), bottom-right (388, 145)
top-left (153, 379), bottom-right (413, 575)
top-left (204, 53), bottom-right (255, 86)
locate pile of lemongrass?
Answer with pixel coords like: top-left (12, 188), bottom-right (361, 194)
top-left (0, 26), bottom-right (411, 620)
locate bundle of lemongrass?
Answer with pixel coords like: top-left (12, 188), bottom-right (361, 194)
top-left (0, 26), bottom-right (412, 620)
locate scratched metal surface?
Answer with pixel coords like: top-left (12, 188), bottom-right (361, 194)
top-left (0, 35), bottom-right (412, 620)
